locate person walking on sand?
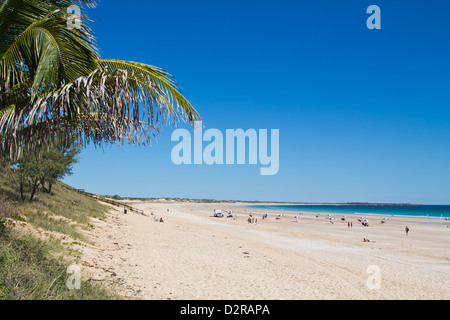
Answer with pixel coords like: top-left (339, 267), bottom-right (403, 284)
top-left (405, 226), bottom-right (410, 235)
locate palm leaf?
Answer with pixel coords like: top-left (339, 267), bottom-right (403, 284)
top-left (0, 0), bottom-right (98, 96)
top-left (1, 63), bottom-right (200, 159)
top-left (0, 0), bottom-right (200, 162)
top-left (97, 59), bottom-right (200, 124)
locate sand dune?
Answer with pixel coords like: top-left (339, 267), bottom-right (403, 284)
top-left (79, 202), bottom-right (450, 300)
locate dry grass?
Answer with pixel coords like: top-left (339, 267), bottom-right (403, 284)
top-left (0, 171), bottom-right (119, 300)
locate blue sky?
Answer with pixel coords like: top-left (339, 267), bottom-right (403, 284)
top-left (63, 0), bottom-right (450, 204)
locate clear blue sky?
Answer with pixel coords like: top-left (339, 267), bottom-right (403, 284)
top-left (63, 0), bottom-right (450, 204)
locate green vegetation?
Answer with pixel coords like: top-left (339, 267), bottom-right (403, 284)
top-left (0, 0), bottom-right (199, 162)
top-left (0, 0), bottom-right (201, 300)
top-left (8, 141), bottom-right (81, 202)
top-left (0, 173), bottom-right (119, 300)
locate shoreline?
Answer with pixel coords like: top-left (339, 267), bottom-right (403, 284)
top-left (241, 204), bottom-right (450, 222)
top-left (119, 198), bottom-right (450, 220)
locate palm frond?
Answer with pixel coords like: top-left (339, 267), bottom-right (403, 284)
top-left (1, 63), bottom-right (200, 160)
top-left (98, 59), bottom-right (200, 125)
top-left (0, 0), bottom-right (200, 162)
top-left (0, 1), bottom-right (98, 97)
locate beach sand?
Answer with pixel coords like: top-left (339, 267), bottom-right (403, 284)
top-left (79, 201), bottom-right (450, 300)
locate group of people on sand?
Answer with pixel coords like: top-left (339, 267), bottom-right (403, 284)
top-left (248, 217), bottom-right (257, 224)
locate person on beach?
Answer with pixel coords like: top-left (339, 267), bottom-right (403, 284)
top-left (405, 226), bottom-right (409, 235)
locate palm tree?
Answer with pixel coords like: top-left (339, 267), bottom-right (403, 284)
top-left (0, 0), bottom-right (200, 161)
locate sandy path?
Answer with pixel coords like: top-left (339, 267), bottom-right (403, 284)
top-left (79, 202), bottom-right (450, 300)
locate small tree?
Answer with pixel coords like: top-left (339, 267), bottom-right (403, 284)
top-left (39, 143), bottom-right (81, 194)
top-left (10, 142), bottom-right (81, 201)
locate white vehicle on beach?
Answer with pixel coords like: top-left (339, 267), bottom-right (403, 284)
top-left (214, 209), bottom-right (224, 218)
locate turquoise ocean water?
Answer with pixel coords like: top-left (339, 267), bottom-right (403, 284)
top-left (245, 204), bottom-right (450, 220)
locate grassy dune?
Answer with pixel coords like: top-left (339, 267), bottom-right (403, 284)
top-left (0, 172), bottom-right (118, 300)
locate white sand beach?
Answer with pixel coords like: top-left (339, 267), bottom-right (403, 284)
top-left (79, 201), bottom-right (450, 300)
